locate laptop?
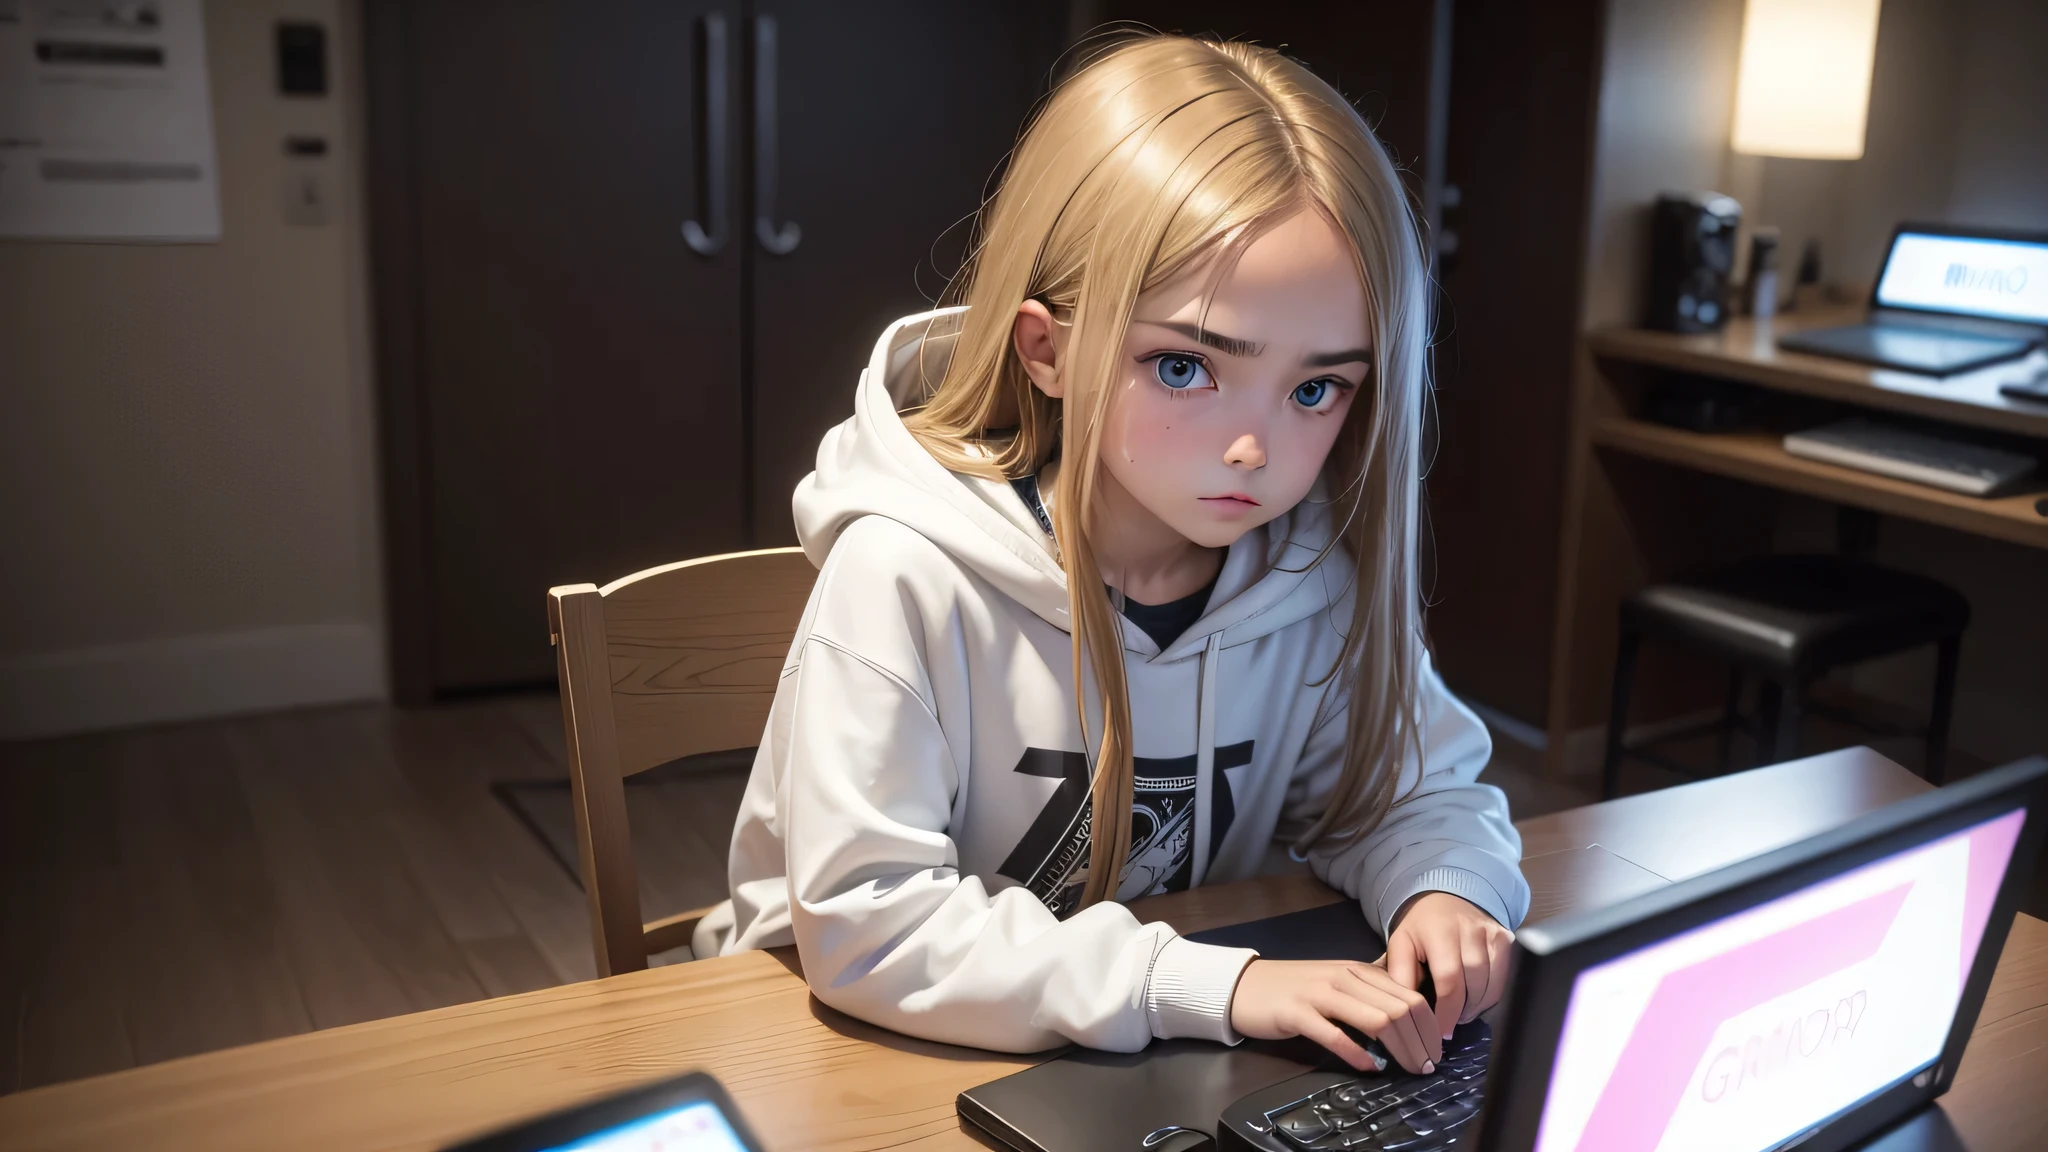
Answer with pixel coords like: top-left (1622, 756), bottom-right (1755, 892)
top-left (959, 755), bottom-right (2047, 1152)
top-left (1776, 224), bottom-right (2048, 376)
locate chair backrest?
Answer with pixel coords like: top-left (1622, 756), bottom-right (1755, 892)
top-left (548, 547), bottom-right (815, 975)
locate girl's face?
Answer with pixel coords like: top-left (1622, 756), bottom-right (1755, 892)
top-left (1100, 208), bottom-right (1371, 550)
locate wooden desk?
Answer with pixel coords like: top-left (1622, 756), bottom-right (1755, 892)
top-left (3, 748), bottom-right (2043, 1151)
top-left (1545, 307), bottom-right (2048, 762)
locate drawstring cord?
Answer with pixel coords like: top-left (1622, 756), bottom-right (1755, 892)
top-left (1189, 630), bottom-right (1224, 888)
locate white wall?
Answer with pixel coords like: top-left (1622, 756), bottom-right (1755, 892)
top-left (0, 0), bottom-right (384, 740)
top-left (1578, 0), bottom-right (1747, 328)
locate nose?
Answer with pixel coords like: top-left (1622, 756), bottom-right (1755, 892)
top-left (1224, 432), bottom-right (1266, 471)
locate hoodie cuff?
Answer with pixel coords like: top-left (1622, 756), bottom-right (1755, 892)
top-left (1381, 866), bottom-right (1514, 937)
top-left (1146, 936), bottom-right (1260, 1045)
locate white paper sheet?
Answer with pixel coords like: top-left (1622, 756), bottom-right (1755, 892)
top-left (0, 0), bottom-right (222, 241)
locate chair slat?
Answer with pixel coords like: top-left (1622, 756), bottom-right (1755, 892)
top-left (550, 547), bottom-right (815, 975)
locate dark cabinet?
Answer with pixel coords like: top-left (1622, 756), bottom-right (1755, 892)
top-left (369, 1), bottom-right (1064, 697)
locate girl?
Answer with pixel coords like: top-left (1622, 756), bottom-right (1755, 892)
top-left (693, 32), bottom-right (1529, 1077)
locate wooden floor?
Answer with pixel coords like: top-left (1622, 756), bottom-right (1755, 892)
top-left (0, 695), bottom-right (754, 1097)
top-left (14, 691), bottom-right (1970, 1099)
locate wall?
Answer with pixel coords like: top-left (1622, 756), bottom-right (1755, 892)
top-left (1577, 0), bottom-right (1747, 331)
top-left (0, 0), bottom-right (384, 740)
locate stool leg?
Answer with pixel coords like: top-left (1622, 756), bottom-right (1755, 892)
top-left (1926, 635), bottom-right (1960, 785)
top-left (1602, 630), bottom-right (1641, 800)
top-left (1719, 666), bottom-right (1744, 772)
top-left (1757, 686), bottom-right (1780, 763)
top-left (1767, 680), bottom-right (1803, 764)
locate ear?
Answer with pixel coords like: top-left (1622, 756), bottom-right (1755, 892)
top-left (1012, 299), bottom-right (1065, 399)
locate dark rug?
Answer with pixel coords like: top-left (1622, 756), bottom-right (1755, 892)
top-left (494, 749), bottom-right (754, 957)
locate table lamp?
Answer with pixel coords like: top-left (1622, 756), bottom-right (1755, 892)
top-left (1731, 0), bottom-right (1882, 160)
top-left (1727, 0), bottom-right (1881, 313)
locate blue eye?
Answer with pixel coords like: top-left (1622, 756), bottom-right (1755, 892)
top-left (1292, 378), bottom-right (1339, 409)
top-left (1152, 355), bottom-right (1212, 391)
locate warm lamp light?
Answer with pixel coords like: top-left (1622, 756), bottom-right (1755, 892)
top-left (1730, 0), bottom-right (1882, 159)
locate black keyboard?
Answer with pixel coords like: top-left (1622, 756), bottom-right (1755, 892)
top-left (1218, 1024), bottom-right (1491, 1151)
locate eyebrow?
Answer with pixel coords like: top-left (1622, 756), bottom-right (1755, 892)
top-left (1304, 347), bottom-right (1374, 369)
top-left (1136, 320), bottom-right (1265, 358)
top-left (1134, 319), bottom-right (1371, 370)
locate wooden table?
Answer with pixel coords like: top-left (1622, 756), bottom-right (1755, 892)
top-left (3, 748), bottom-right (2043, 1151)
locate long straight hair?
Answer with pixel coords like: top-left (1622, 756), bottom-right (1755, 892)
top-left (904, 33), bottom-right (1431, 908)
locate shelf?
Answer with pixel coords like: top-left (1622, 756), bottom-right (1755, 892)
top-left (1587, 312), bottom-right (2048, 440)
top-left (1590, 417), bottom-right (2048, 550)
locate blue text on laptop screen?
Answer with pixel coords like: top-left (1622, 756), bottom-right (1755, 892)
top-left (540, 1100), bottom-right (751, 1152)
top-left (1874, 232), bottom-right (2048, 325)
top-left (1532, 807), bottom-right (2026, 1152)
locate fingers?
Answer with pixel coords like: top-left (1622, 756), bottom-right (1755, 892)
top-left (1297, 1014), bottom-right (1387, 1074)
top-left (1340, 965), bottom-right (1441, 1071)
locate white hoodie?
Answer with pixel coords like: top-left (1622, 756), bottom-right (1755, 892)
top-left (694, 309), bottom-right (1529, 1054)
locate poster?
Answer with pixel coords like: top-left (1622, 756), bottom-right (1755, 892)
top-left (0, 0), bottom-right (221, 241)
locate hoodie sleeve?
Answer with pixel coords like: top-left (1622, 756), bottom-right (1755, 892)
top-left (780, 634), bottom-right (1257, 1055)
top-left (1282, 653), bottom-right (1531, 937)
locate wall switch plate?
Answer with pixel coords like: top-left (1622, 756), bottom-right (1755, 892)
top-left (277, 23), bottom-right (328, 96)
top-left (283, 170), bottom-right (329, 226)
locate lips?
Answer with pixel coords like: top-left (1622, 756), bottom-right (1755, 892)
top-left (1199, 494), bottom-right (1261, 507)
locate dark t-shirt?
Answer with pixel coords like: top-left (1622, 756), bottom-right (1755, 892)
top-left (1010, 473), bottom-right (1218, 649)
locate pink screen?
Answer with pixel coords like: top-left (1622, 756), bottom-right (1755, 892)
top-left (1533, 808), bottom-right (2026, 1152)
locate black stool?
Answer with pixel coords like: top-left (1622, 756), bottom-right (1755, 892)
top-left (1601, 554), bottom-right (1968, 798)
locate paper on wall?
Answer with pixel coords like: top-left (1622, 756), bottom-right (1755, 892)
top-left (0, 0), bottom-right (222, 241)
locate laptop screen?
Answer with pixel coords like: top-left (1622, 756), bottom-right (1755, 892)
top-left (1873, 230), bottom-right (2048, 325)
top-left (1531, 806), bottom-right (2027, 1152)
top-left (538, 1101), bottom-right (754, 1152)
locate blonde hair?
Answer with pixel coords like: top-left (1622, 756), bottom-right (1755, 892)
top-left (904, 32), bottom-right (1431, 908)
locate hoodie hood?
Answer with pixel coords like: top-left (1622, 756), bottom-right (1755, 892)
top-left (792, 308), bottom-right (1351, 659)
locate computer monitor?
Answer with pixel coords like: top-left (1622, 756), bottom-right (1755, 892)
top-left (1871, 223), bottom-right (2048, 328)
top-left (1480, 757), bottom-right (2046, 1152)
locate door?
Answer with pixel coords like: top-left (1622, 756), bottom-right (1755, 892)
top-left (384, 0), bottom-right (748, 693)
top-left (1424, 0), bottom-right (1606, 728)
top-left (745, 2), bottom-right (1068, 544)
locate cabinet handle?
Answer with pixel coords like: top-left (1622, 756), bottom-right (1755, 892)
top-left (751, 15), bottom-right (800, 255)
top-left (681, 13), bottom-right (728, 256)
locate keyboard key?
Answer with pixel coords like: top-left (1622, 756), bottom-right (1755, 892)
top-left (1432, 1101), bottom-right (1479, 1131)
top-left (1410, 1081), bottom-right (1458, 1108)
top-left (1276, 1106), bottom-right (1333, 1145)
top-left (1368, 1122), bottom-right (1432, 1150)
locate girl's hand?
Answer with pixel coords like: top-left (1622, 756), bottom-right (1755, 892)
top-left (1228, 958), bottom-right (1442, 1073)
top-left (1385, 892), bottom-right (1513, 1039)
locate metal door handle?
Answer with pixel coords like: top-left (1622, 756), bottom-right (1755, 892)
top-left (751, 15), bottom-right (800, 255)
top-left (681, 13), bottom-right (728, 256)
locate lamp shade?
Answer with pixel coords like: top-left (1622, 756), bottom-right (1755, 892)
top-left (1731, 0), bottom-right (1882, 159)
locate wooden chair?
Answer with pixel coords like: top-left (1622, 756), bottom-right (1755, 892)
top-left (547, 547), bottom-right (815, 976)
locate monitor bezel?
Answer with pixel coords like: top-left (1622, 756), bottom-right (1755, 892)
top-left (1475, 755), bottom-right (2048, 1152)
top-left (442, 1069), bottom-right (770, 1152)
top-left (1868, 221), bottom-right (2048, 327)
